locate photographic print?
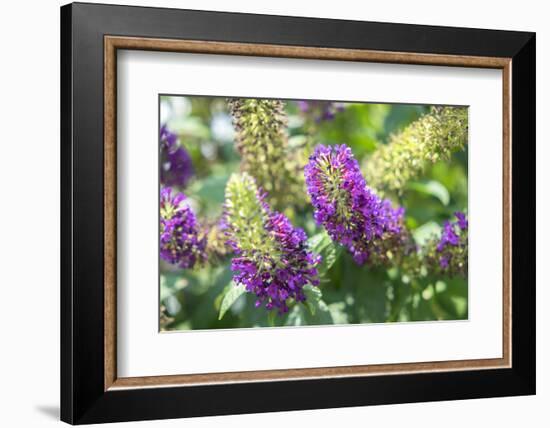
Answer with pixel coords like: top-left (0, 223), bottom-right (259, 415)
top-left (62, 7), bottom-right (534, 422)
top-left (159, 96), bottom-right (468, 331)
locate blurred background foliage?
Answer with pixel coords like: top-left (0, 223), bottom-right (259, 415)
top-left (160, 95), bottom-right (468, 331)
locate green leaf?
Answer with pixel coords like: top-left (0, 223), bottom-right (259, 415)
top-left (303, 284), bottom-right (322, 302)
top-left (267, 310), bottom-right (277, 327)
top-left (303, 284), bottom-right (322, 315)
top-left (302, 285), bottom-right (333, 324)
top-left (307, 231), bottom-right (341, 276)
top-left (407, 180), bottom-right (450, 206)
top-left (434, 277), bottom-right (468, 319)
top-left (307, 232), bottom-right (327, 253)
top-left (218, 282), bottom-right (246, 320)
top-left (308, 299), bottom-right (333, 324)
top-left (190, 174), bottom-right (230, 205)
top-left (285, 305), bottom-right (305, 326)
top-left (413, 221), bottom-right (441, 246)
top-left (160, 272), bottom-right (188, 302)
top-left (328, 302), bottom-right (349, 324)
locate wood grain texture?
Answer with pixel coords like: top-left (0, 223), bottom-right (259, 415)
top-left (103, 35), bottom-right (512, 390)
top-left (502, 62), bottom-right (512, 367)
top-left (104, 37), bottom-right (117, 391)
top-left (111, 358), bottom-right (507, 389)
top-left (106, 36), bottom-right (510, 68)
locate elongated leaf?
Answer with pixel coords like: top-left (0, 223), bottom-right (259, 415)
top-left (218, 282), bottom-right (246, 320)
top-left (303, 284), bottom-right (322, 315)
top-left (307, 231), bottom-right (341, 276)
top-left (301, 285), bottom-right (333, 323)
top-left (407, 180), bottom-right (450, 206)
top-left (303, 284), bottom-right (322, 301)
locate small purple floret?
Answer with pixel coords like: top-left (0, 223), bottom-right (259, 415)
top-left (455, 211), bottom-right (468, 230)
top-left (298, 101), bottom-right (345, 123)
top-left (437, 220), bottom-right (460, 251)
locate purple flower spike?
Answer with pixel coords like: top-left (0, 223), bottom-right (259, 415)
top-left (160, 125), bottom-right (194, 188)
top-left (305, 144), bottom-right (405, 265)
top-left (160, 187), bottom-right (206, 269)
top-left (237, 209), bottom-right (321, 314)
top-left (434, 211), bottom-right (468, 275)
top-left (223, 173), bottom-right (321, 314)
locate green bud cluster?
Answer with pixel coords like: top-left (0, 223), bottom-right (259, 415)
top-left (228, 98), bottom-right (304, 210)
top-left (364, 106), bottom-right (468, 195)
top-left (223, 172), bottom-right (280, 260)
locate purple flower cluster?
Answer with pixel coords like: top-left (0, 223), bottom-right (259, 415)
top-left (298, 100), bottom-right (345, 122)
top-left (160, 125), bottom-right (194, 188)
top-left (305, 144), bottom-right (405, 265)
top-left (232, 215), bottom-right (321, 313)
top-left (160, 124), bottom-right (177, 150)
top-left (223, 175), bottom-right (321, 314)
top-left (436, 212), bottom-right (468, 271)
top-left (160, 187), bottom-right (206, 269)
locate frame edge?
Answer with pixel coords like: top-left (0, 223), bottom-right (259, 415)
top-left (510, 32), bottom-right (536, 394)
top-left (60, 2), bottom-right (74, 425)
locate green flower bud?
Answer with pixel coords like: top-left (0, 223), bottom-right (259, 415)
top-left (364, 106), bottom-right (468, 195)
top-left (223, 172), bottom-right (277, 257)
top-left (228, 98), bottom-right (305, 210)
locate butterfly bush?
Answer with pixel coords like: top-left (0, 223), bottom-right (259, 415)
top-left (298, 100), bottom-right (345, 122)
top-left (428, 211), bottom-right (468, 276)
top-left (228, 98), bottom-right (305, 209)
top-left (305, 144), bottom-right (408, 265)
top-left (160, 125), bottom-right (194, 188)
top-left (160, 187), bottom-right (206, 269)
top-left (364, 106), bottom-right (468, 195)
top-left (222, 172), bottom-right (321, 314)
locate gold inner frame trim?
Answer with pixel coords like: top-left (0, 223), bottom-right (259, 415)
top-left (104, 35), bottom-right (512, 391)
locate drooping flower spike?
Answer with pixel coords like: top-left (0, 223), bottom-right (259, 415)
top-left (223, 172), bottom-right (321, 314)
top-left (160, 125), bottom-right (194, 188)
top-left (305, 144), bottom-right (407, 265)
top-left (364, 106), bottom-right (468, 195)
top-left (160, 187), bottom-right (206, 269)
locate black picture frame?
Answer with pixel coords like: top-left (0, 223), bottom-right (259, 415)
top-left (61, 2), bottom-right (535, 424)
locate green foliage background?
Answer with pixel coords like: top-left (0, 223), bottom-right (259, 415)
top-left (160, 96), bottom-right (468, 330)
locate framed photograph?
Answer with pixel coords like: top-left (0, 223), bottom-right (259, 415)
top-left (61, 2), bottom-right (535, 424)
